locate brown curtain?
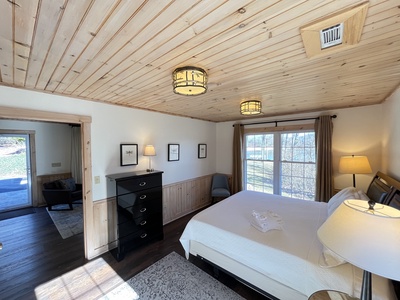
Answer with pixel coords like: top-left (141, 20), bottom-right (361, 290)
top-left (315, 115), bottom-right (334, 202)
top-left (232, 124), bottom-right (244, 193)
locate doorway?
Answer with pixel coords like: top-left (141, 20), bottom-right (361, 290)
top-left (0, 106), bottom-right (93, 259)
top-left (0, 133), bottom-right (32, 212)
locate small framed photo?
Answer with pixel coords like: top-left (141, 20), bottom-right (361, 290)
top-left (120, 144), bottom-right (138, 166)
top-left (198, 144), bottom-right (207, 159)
top-left (168, 144), bottom-right (180, 161)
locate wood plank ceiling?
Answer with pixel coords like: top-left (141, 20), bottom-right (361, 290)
top-left (0, 0), bottom-right (399, 122)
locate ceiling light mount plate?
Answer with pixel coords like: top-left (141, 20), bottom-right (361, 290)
top-left (172, 66), bottom-right (207, 96)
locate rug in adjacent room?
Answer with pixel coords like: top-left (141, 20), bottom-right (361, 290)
top-left (101, 251), bottom-right (245, 300)
top-left (46, 203), bottom-right (83, 239)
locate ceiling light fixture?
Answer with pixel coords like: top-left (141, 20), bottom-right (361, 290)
top-left (172, 66), bottom-right (207, 96)
top-left (240, 100), bottom-right (262, 115)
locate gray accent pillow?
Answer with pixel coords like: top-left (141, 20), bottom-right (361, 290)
top-left (57, 178), bottom-right (76, 191)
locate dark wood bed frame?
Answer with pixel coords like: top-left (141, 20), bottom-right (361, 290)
top-left (367, 171), bottom-right (400, 209)
top-left (367, 171), bottom-right (400, 298)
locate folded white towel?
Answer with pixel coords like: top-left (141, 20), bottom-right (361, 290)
top-left (251, 210), bottom-right (283, 232)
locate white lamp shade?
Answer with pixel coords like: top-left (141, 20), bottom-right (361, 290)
top-left (318, 200), bottom-right (400, 281)
top-left (144, 145), bottom-right (156, 156)
top-left (339, 155), bottom-right (372, 174)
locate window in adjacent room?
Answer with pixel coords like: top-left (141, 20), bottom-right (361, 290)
top-left (244, 127), bottom-right (316, 200)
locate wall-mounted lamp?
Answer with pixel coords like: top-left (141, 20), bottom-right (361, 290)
top-left (172, 66), bottom-right (207, 96)
top-left (143, 145), bottom-right (156, 172)
top-left (339, 155), bottom-right (372, 187)
top-left (240, 100), bottom-right (262, 115)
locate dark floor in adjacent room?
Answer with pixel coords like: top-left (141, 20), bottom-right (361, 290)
top-left (0, 206), bottom-right (268, 300)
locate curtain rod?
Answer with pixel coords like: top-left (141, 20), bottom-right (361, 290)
top-left (233, 114), bottom-right (337, 127)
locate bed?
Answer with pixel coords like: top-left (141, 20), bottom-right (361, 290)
top-left (180, 172), bottom-right (400, 300)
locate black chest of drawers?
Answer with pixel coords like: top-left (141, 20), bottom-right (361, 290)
top-left (106, 170), bottom-right (163, 261)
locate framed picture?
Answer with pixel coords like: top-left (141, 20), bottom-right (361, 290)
top-left (120, 144), bottom-right (138, 166)
top-left (168, 144), bottom-right (180, 161)
top-left (198, 144), bottom-right (207, 158)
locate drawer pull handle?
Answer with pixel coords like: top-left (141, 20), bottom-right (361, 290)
top-left (139, 182), bottom-right (147, 186)
top-left (140, 233), bottom-right (147, 239)
top-left (140, 220), bottom-right (147, 226)
top-left (140, 208), bottom-right (147, 213)
top-left (140, 195), bottom-right (147, 200)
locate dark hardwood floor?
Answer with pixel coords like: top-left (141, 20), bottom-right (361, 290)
top-left (0, 206), bottom-right (268, 300)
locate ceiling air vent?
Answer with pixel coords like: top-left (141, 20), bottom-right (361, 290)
top-left (300, 2), bottom-right (369, 58)
top-left (320, 23), bottom-right (343, 49)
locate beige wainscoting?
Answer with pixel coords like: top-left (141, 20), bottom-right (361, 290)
top-left (91, 174), bottom-right (223, 257)
top-left (91, 197), bottom-right (118, 258)
top-left (162, 174), bottom-right (212, 224)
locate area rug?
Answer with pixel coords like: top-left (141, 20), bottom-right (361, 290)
top-left (101, 251), bottom-right (245, 300)
top-left (46, 203), bottom-right (83, 239)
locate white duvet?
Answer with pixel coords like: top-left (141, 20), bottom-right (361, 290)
top-left (179, 190), bottom-right (395, 299)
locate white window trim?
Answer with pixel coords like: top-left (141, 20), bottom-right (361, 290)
top-left (244, 123), bottom-right (316, 199)
top-left (244, 123), bottom-right (314, 134)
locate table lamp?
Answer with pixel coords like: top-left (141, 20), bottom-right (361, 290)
top-left (339, 155), bottom-right (372, 187)
top-left (143, 145), bottom-right (156, 172)
top-left (318, 200), bottom-right (400, 300)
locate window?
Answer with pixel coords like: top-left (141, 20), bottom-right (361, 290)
top-left (244, 129), bottom-right (316, 200)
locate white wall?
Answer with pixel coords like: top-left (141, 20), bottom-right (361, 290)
top-left (382, 86), bottom-right (400, 179)
top-left (2, 84), bottom-right (397, 201)
top-left (0, 86), bottom-right (216, 201)
top-left (0, 120), bottom-right (71, 175)
top-left (216, 105), bottom-right (384, 192)
top-left (331, 105), bottom-right (383, 190)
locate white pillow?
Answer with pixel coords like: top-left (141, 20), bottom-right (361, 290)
top-left (319, 247), bottom-right (347, 268)
top-left (321, 188), bottom-right (371, 267)
top-left (327, 187), bottom-right (360, 216)
top-left (357, 189), bottom-right (370, 201)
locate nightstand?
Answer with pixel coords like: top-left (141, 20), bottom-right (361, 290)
top-left (309, 290), bottom-right (358, 300)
